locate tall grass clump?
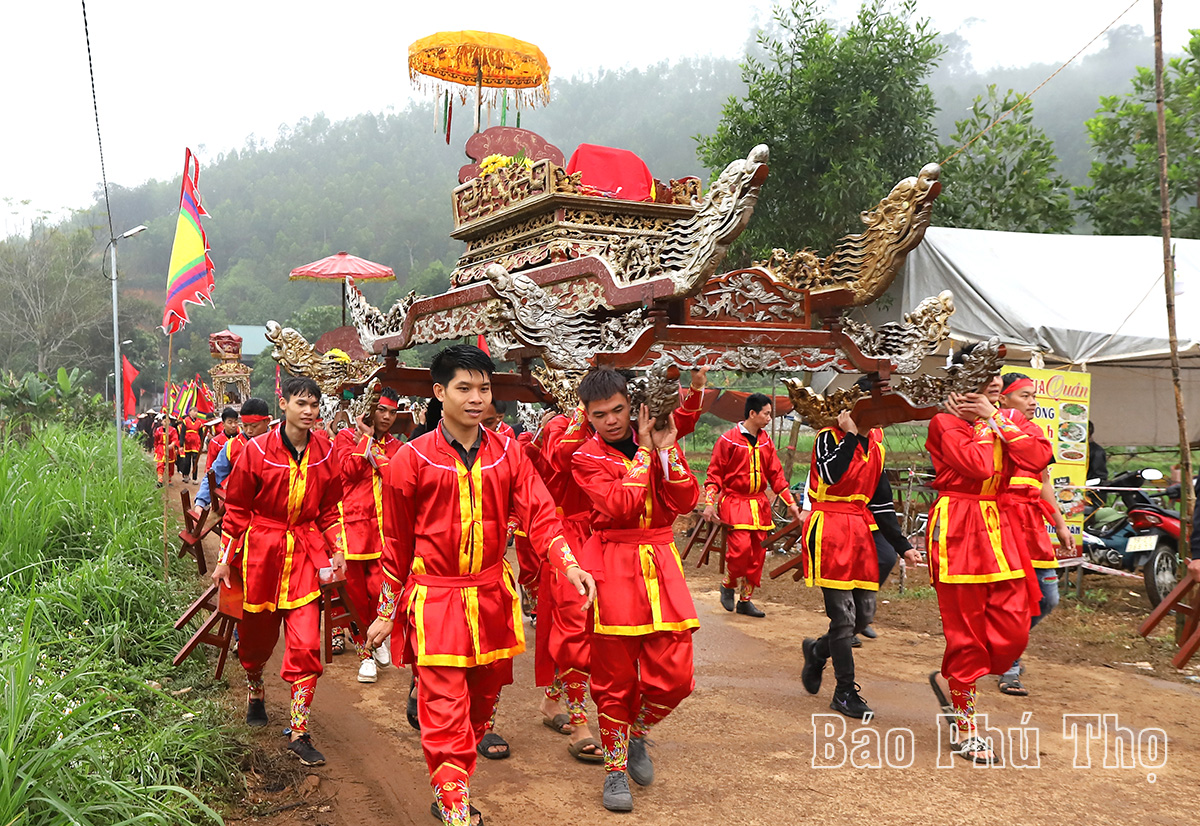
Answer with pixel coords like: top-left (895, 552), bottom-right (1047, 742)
top-left (0, 427), bottom-right (239, 824)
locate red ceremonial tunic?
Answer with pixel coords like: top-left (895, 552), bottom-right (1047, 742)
top-left (704, 425), bottom-right (795, 531)
top-left (996, 409), bottom-right (1057, 568)
top-left (153, 425), bottom-right (179, 461)
top-left (573, 433), bottom-right (700, 636)
top-left (926, 412), bottom-right (1043, 585)
top-left (378, 425), bottom-right (578, 668)
top-left (207, 430), bottom-right (230, 469)
top-left (183, 416), bottom-right (202, 453)
top-left (218, 428), bottom-right (347, 613)
top-left (335, 429), bottom-right (402, 560)
top-left (803, 427), bottom-right (884, 590)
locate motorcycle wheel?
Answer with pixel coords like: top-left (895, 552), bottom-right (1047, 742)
top-left (1143, 541), bottom-right (1180, 608)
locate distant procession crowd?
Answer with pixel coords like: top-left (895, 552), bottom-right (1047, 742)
top-left (151, 344), bottom-right (1119, 826)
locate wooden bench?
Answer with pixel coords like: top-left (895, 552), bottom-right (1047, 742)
top-left (1138, 573), bottom-right (1200, 669)
top-left (680, 519), bottom-right (729, 573)
top-left (319, 568), bottom-right (368, 663)
top-left (177, 470), bottom-right (223, 576)
top-left (173, 579), bottom-right (244, 679)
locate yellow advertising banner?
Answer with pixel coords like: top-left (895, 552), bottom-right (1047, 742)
top-left (1021, 367), bottom-right (1091, 561)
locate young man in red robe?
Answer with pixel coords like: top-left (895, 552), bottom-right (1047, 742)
top-left (702, 392), bottom-right (801, 617)
top-left (925, 360), bottom-right (1048, 763)
top-left (366, 345), bottom-right (594, 826)
top-left (996, 372), bottom-right (1074, 696)
top-left (212, 377), bottom-right (346, 767)
top-left (334, 387), bottom-right (403, 685)
top-left (571, 367), bottom-right (699, 814)
top-left (530, 369), bottom-right (707, 762)
top-left (153, 415), bottom-right (180, 485)
top-left (800, 408), bottom-right (916, 719)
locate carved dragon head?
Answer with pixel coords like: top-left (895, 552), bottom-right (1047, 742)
top-left (660, 145), bottom-right (770, 296)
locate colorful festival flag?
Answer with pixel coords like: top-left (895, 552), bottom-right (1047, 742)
top-left (161, 148), bottom-right (215, 334)
top-left (194, 374), bottom-right (216, 415)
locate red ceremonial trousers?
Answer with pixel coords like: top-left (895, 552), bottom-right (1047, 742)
top-left (219, 428), bottom-right (347, 613)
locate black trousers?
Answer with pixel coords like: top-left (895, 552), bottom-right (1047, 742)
top-left (813, 587), bottom-right (876, 692)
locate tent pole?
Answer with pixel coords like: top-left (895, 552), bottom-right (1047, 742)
top-left (474, 65), bottom-right (483, 134)
top-left (1153, 0), bottom-right (1193, 554)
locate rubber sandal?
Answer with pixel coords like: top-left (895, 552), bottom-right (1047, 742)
top-left (956, 735), bottom-right (995, 764)
top-left (476, 731), bottom-right (510, 760)
top-left (567, 737), bottom-right (604, 763)
top-left (998, 673), bottom-right (1029, 696)
top-left (407, 674), bottom-right (420, 731)
top-left (430, 801), bottom-right (483, 824)
top-left (541, 713), bottom-right (572, 735)
top-left (928, 671), bottom-right (954, 716)
top-left (331, 631), bottom-right (345, 655)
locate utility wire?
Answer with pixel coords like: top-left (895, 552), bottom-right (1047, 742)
top-left (940, 0), bottom-right (1144, 167)
top-left (81, 0), bottom-right (117, 259)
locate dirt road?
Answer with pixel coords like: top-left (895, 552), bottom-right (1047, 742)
top-left (217, 542), bottom-right (1199, 826)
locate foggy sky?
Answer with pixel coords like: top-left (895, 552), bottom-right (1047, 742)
top-left (1, 0), bottom-right (1192, 232)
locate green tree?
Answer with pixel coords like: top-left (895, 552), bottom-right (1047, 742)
top-left (0, 225), bottom-right (109, 374)
top-left (934, 85), bottom-right (1074, 232)
top-left (697, 0), bottom-right (944, 258)
top-left (1076, 31), bottom-right (1200, 237)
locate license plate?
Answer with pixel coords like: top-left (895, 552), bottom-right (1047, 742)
top-left (1125, 535), bottom-right (1158, 553)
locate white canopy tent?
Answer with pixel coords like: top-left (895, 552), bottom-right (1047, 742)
top-left (861, 227), bottom-right (1200, 447)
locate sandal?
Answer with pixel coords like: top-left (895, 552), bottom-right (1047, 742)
top-left (407, 674), bottom-right (420, 731)
top-left (476, 731), bottom-right (510, 760)
top-left (568, 737), bottom-right (604, 764)
top-left (927, 671), bottom-right (954, 716)
top-left (998, 673), bottom-right (1029, 696)
top-left (331, 630), bottom-right (345, 655)
top-left (430, 801), bottom-right (483, 825)
top-left (541, 713), bottom-right (572, 735)
top-left (955, 735), bottom-right (995, 764)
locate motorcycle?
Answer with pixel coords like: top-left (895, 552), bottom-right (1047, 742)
top-left (1080, 468), bottom-right (1181, 607)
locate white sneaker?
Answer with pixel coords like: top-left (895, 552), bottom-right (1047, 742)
top-left (357, 658), bottom-right (378, 683)
top-left (373, 636), bottom-right (391, 666)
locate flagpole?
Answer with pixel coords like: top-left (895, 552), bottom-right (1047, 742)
top-left (163, 332), bottom-right (174, 582)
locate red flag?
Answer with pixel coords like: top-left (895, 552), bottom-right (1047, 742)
top-left (194, 374), bottom-right (215, 414)
top-left (121, 356), bottom-right (139, 419)
top-left (476, 334), bottom-right (490, 356)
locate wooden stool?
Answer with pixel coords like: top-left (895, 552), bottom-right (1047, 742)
top-left (178, 489), bottom-right (218, 576)
top-left (1138, 573), bottom-right (1200, 669)
top-left (764, 518), bottom-right (804, 555)
top-left (680, 520), bottom-right (729, 573)
top-left (320, 569), bottom-right (368, 663)
top-left (173, 580), bottom-right (244, 679)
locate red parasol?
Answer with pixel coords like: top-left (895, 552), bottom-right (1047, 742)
top-left (289, 251), bottom-right (395, 326)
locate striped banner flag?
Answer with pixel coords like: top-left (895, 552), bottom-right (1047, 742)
top-left (161, 148), bottom-right (215, 334)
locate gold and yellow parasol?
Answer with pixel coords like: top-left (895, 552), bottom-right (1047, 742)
top-left (408, 30), bottom-right (550, 134)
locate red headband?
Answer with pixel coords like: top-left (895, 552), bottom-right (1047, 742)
top-left (376, 396), bottom-right (399, 410)
top-left (240, 414), bottom-right (270, 424)
top-left (1002, 378), bottom-right (1035, 395)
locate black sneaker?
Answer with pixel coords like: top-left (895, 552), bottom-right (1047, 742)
top-left (246, 698), bottom-right (268, 727)
top-left (735, 600), bottom-right (765, 617)
top-left (286, 733), bottom-right (326, 766)
top-left (861, 625), bottom-right (878, 639)
top-left (719, 586), bottom-right (735, 612)
top-left (801, 638), bottom-right (825, 695)
top-left (627, 736), bottom-right (654, 786)
top-left (850, 635), bottom-right (863, 648)
top-left (830, 684), bottom-right (873, 719)
top-left (602, 771), bottom-right (634, 812)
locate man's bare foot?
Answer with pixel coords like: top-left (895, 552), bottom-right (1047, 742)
top-left (539, 694), bottom-right (571, 734)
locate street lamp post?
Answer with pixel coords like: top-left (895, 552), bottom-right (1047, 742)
top-left (111, 224), bottom-right (147, 482)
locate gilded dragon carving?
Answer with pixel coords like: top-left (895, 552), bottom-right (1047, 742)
top-left (782, 379), bottom-right (866, 430)
top-left (840, 290), bottom-right (955, 374)
top-left (754, 163), bottom-right (942, 306)
top-left (891, 338), bottom-right (1007, 409)
top-left (265, 320), bottom-right (380, 397)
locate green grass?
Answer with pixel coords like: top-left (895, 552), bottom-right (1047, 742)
top-left (0, 427), bottom-right (238, 825)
